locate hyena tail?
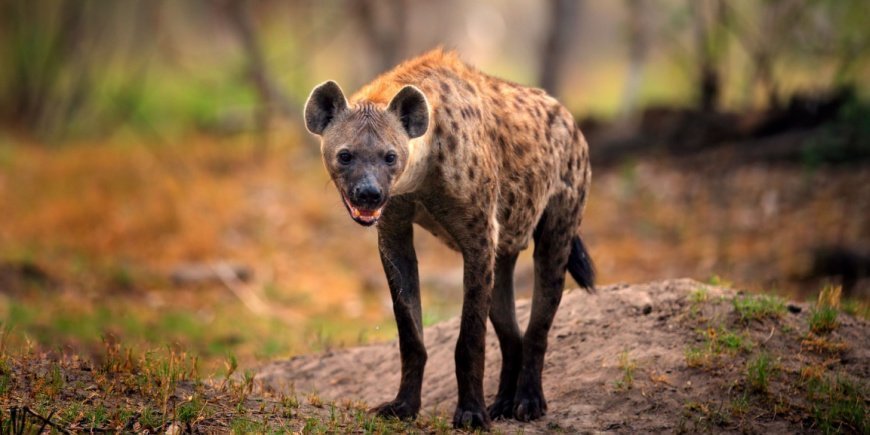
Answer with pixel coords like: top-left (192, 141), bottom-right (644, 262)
top-left (567, 235), bottom-right (596, 292)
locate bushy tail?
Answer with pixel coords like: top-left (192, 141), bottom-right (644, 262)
top-left (567, 235), bottom-right (595, 292)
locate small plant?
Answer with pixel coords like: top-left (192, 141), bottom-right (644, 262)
top-left (175, 395), bottom-right (205, 425)
top-left (614, 350), bottom-right (637, 390)
top-left (716, 328), bottom-right (752, 353)
top-left (746, 353), bottom-right (773, 393)
top-left (428, 412), bottom-right (451, 434)
top-left (281, 394), bottom-right (300, 417)
top-left (733, 294), bottom-right (786, 323)
top-left (706, 275), bottom-right (731, 287)
top-left (809, 285), bottom-right (841, 334)
top-left (303, 416), bottom-right (326, 433)
top-left (0, 360), bottom-right (10, 395)
top-left (84, 404), bottom-right (109, 430)
top-left (45, 363), bottom-right (65, 398)
top-left (730, 393), bottom-right (749, 417)
top-left (690, 287), bottom-right (709, 304)
top-left (222, 352), bottom-right (238, 387)
top-left (138, 406), bottom-right (162, 431)
top-left (230, 417), bottom-right (267, 434)
top-left (806, 373), bottom-right (867, 434)
top-left (59, 403), bottom-right (82, 426)
top-left (685, 346), bottom-right (706, 368)
top-left (809, 307), bottom-right (839, 335)
top-left (307, 391), bottom-right (323, 408)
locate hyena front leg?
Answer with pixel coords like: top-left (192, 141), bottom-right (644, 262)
top-left (452, 233), bottom-right (496, 430)
top-left (371, 201), bottom-right (426, 420)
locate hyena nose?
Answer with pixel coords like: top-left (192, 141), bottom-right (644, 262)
top-left (352, 185), bottom-right (383, 208)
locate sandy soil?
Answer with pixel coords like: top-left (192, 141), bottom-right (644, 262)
top-left (257, 279), bottom-right (868, 433)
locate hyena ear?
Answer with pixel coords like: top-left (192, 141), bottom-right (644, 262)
top-left (388, 85), bottom-right (429, 139)
top-left (304, 81), bottom-right (348, 135)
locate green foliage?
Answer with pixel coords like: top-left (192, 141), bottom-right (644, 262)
top-left (138, 406), bottom-right (162, 430)
top-left (231, 416), bottom-right (267, 434)
top-left (614, 350), bottom-right (637, 390)
top-left (84, 404), bottom-right (108, 429)
top-left (803, 97), bottom-right (870, 167)
top-left (684, 326), bottom-right (753, 369)
top-left (176, 395), bottom-right (205, 425)
top-left (809, 306), bottom-right (839, 335)
top-left (0, 360), bottom-right (10, 396)
top-left (733, 294), bottom-right (786, 323)
top-left (746, 353), bottom-right (773, 393)
top-left (685, 346), bottom-right (706, 368)
top-left (810, 284), bottom-right (841, 334)
top-left (840, 299), bottom-right (870, 319)
top-left (805, 373), bottom-right (867, 434)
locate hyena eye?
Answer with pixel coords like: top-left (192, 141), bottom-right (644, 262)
top-left (337, 150), bottom-right (353, 165)
top-left (384, 151), bottom-right (397, 166)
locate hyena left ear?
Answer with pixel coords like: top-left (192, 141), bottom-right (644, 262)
top-left (388, 85), bottom-right (429, 139)
top-left (304, 81), bottom-right (348, 135)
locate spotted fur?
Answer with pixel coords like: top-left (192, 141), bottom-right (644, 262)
top-left (304, 48), bottom-right (593, 430)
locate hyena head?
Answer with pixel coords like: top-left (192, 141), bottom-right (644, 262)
top-left (304, 81), bottom-right (429, 226)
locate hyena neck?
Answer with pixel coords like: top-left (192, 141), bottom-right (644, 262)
top-left (391, 114), bottom-right (434, 196)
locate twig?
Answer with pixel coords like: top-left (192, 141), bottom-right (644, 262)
top-left (212, 263), bottom-right (269, 316)
top-left (21, 407), bottom-right (72, 435)
top-left (762, 325), bottom-right (776, 344)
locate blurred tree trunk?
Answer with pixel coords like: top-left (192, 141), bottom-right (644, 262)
top-left (222, 0), bottom-right (295, 159)
top-left (0, 0), bottom-right (87, 137)
top-left (691, 0), bottom-right (726, 112)
top-left (353, 0), bottom-right (409, 75)
top-left (539, 0), bottom-right (579, 98)
top-left (619, 0), bottom-right (649, 121)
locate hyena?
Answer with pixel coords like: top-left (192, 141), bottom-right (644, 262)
top-left (303, 48), bottom-right (593, 430)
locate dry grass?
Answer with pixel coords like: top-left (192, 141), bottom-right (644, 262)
top-left (0, 133), bottom-right (868, 374)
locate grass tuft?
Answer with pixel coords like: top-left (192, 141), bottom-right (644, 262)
top-left (805, 373), bottom-right (867, 434)
top-left (746, 353), bottom-right (774, 393)
top-left (614, 350), bottom-right (637, 390)
top-left (733, 294), bottom-right (786, 323)
top-left (809, 285), bottom-right (841, 334)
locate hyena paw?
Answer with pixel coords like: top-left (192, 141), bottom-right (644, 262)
top-left (370, 399), bottom-right (419, 420)
top-left (452, 404), bottom-right (492, 430)
top-left (487, 394), bottom-right (515, 420)
top-left (513, 386), bottom-right (547, 422)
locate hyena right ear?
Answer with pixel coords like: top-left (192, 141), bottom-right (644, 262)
top-left (304, 81), bottom-right (348, 135)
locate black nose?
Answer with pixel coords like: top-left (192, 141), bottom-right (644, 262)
top-left (352, 185), bottom-right (383, 208)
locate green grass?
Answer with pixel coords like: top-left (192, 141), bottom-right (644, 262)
top-left (176, 395), bottom-right (206, 425)
top-left (840, 299), bottom-right (870, 319)
top-left (614, 350), bottom-right (637, 390)
top-left (685, 346), bottom-right (706, 368)
top-left (733, 294), bottom-right (786, 323)
top-left (138, 406), bottom-right (162, 431)
top-left (809, 285), bottom-right (841, 335)
top-left (805, 373), bottom-right (868, 434)
top-left (809, 306), bottom-right (839, 335)
top-left (746, 353), bottom-right (774, 393)
top-left (231, 416), bottom-right (269, 434)
top-left (684, 326), bottom-right (754, 369)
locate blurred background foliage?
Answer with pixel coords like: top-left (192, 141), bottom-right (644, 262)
top-left (0, 0), bottom-right (868, 373)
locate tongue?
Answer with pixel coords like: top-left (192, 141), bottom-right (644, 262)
top-left (349, 205), bottom-right (382, 221)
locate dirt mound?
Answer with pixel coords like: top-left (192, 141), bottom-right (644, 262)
top-left (257, 279), bottom-right (869, 433)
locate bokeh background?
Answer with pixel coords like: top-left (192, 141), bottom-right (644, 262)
top-left (1, 0), bottom-right (868, 373)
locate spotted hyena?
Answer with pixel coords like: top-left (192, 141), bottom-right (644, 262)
top-left (303, 48), bottom-right (594, 430)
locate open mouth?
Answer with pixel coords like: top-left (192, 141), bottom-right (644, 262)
top-left (341, 194), bottom-right (384, 226)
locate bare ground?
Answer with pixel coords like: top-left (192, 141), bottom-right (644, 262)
top-left (257, 279), bottom-right (869, 433)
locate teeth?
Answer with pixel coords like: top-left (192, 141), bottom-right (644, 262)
top-left (342, 194), bottom-right (382, 222)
